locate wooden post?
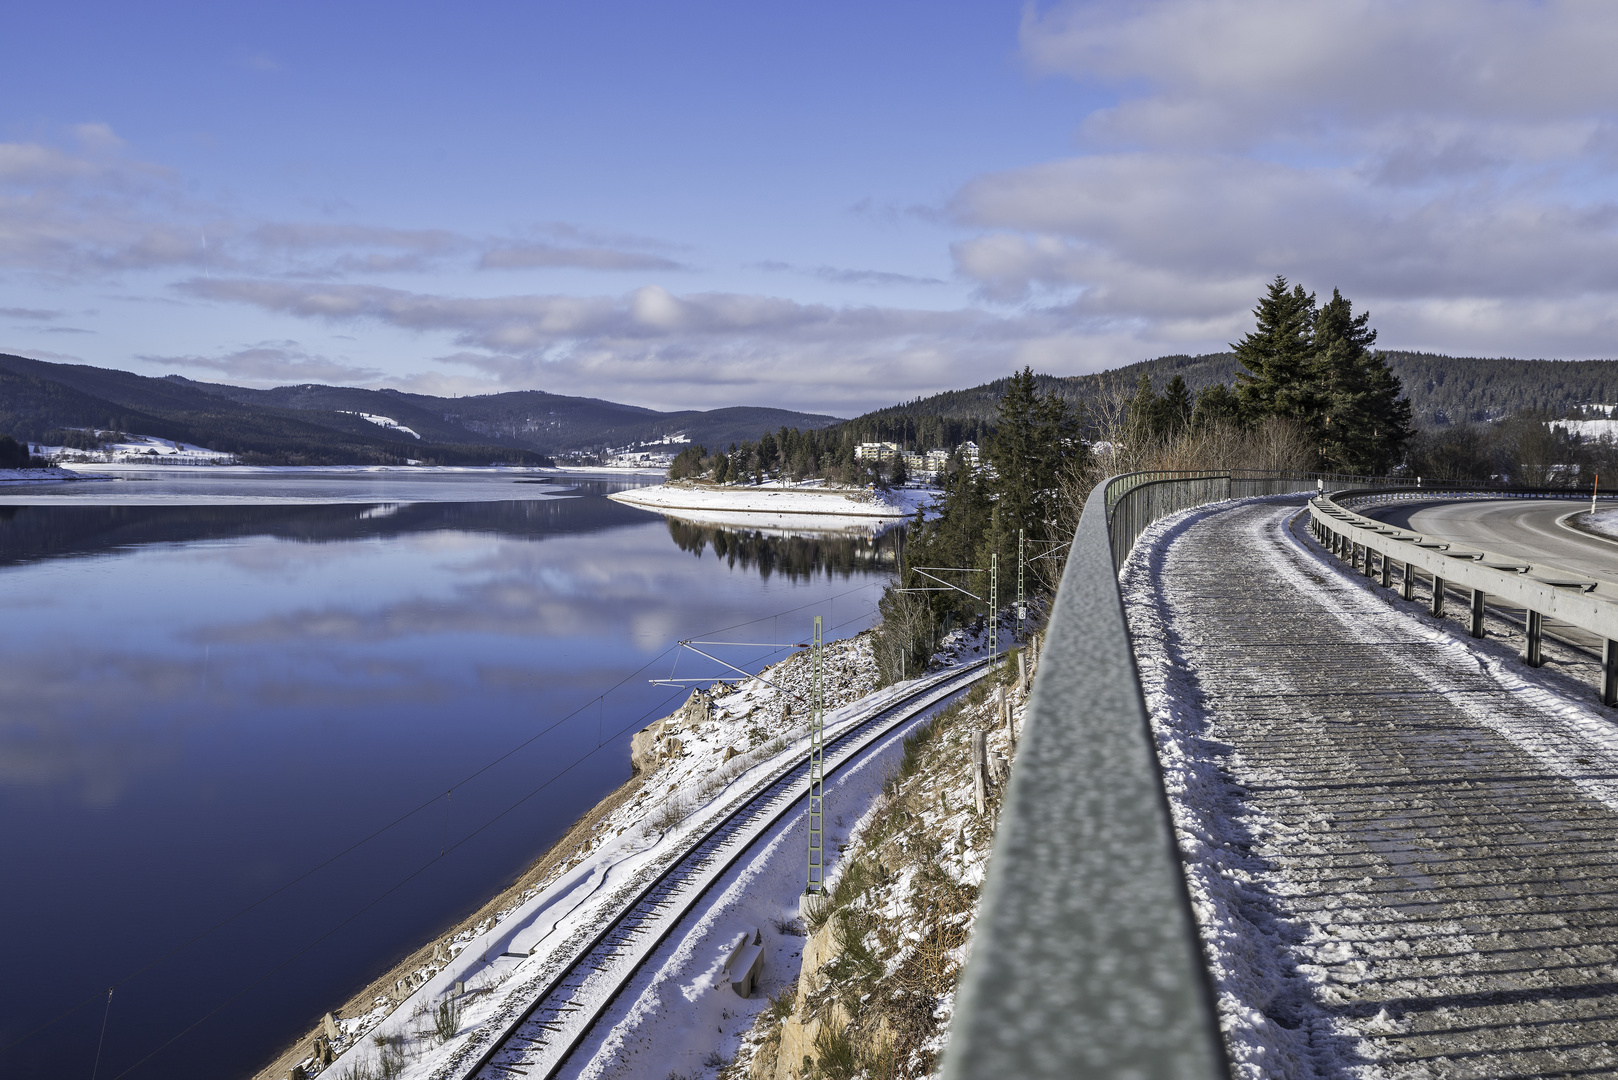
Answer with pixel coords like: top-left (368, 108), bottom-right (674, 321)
top-left (972, 731), bottom-right (987, 814)
top-left (1017, 651), bottom-right (1028, 696)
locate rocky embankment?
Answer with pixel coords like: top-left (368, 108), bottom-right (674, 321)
top-left (728, 639), bottom-right (1039, 1080)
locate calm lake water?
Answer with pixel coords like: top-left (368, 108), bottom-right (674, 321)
top-left (0, 471), bottom-right (900, 1079)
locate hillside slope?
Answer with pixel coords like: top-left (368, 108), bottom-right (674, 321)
top-left (0, 353), bottom-right (839, 462)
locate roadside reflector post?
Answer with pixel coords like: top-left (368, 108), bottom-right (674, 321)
top-left (1431, 575), bottom-right (1445, 618)
top-left (1604, 640), bottom-right (1618, 707)
top-left (1523, 610), bottom-right (1544, 667)
top-left (1470, 589), bottom-right (1486, 638)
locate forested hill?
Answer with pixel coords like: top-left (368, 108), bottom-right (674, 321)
top-left (0, 353), bottom-right (839, 464)
top-left (835, 352), bottom-right (1618, 444)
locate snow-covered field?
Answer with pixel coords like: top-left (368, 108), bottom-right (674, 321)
top-left (341, 411), bottom-right (422, 439)
top-left (610, 481), bottom-right (934, 525)
top-left (44, 431), bottom-right (235, 464)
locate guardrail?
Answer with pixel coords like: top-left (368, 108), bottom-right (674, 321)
top-left (945, 468), bottom-right (1413, 1080)
top-left (1307, 489), bottom-right (1618, 705)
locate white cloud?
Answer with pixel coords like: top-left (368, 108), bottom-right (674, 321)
top-left (146, 344), bottom-right (385, 386)
top-left (170, 276), bottom-right (1070, 412)
top-left (925, 0), bottom-right (1618, 362)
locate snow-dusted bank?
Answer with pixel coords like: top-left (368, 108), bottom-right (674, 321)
top-left (609, 480), bottom-right (933, 527)
top-left (0, 467), bottom-right (110, 485)
top-left (256, 623), bottom-right (1013, 1080)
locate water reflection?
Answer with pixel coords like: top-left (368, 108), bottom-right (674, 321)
top-left (0, 491), bottom-right (890, 1080)
top-left (663, 518), bottom-right (903, 580)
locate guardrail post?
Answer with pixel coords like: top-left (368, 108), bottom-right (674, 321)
top-left (1363, 546), bottom-right (1376, 579)
top-left (1604, 640), bottom-right (1618, 707)
top-left (1469, 589), bottom-right (1486, 638)
top-left (1524, 610), bottom-right (1544, 667)
top-left (1431, 575), bottom-right (1445, 618)
top-left (1400, 562), bottom-right (1414, 602)
top-left (1379, 551), bottom-right (1391, 588)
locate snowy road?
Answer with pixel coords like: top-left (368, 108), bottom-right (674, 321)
top-left (1128, 497), bottom-right (1618, 1079)
top-left (1361, 498), bottom-right (1618, 586)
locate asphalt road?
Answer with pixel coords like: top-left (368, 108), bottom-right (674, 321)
top-left (1361, 497), bottom-right (1618, 585)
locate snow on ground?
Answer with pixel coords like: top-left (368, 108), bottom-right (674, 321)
top-left (1124, 496), bottom-right (1618, 1079)
top-left (341, 411), bottom-right (422, 439)
top-left (43, 432), bottom-right (235, 464)
top-left (1574, 508), bottom-right (1618, 538)
top-left (300, 634), bottom-right (888, 1080)
top-left (610, 481), bottom-right (935, 523)
top-left (1552, 418), bottom-right (1618, 440)
top-left (567, 677), bottom-right (971, 1080)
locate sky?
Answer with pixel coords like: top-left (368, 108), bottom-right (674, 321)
top-left (3, 1), bottom-right (1618, 417)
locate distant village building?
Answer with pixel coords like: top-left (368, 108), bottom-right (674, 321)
top-left (854, 441), bottom-right (900, 463)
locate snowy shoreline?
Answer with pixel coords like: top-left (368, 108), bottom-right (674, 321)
top-left (609, 480), bottom-right (931, 522)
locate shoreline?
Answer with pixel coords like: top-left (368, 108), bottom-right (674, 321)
top-left (609, 480), bottom-right (929, 521)
top-left (248, 773), bottom-right (646, 1080)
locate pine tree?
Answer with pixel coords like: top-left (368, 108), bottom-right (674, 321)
top-left (1234, 276), bottom-right (1318, 427)
top-left (1312, 289), bottom-right (1414, 474)
top-left (1159, 375), bottom-right (1193, 436)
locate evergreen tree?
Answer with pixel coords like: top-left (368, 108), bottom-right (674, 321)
top-left (1191, 383), bottom-right (1241, 429)
top-left (1233, 276), bottom-right (1318, 426)
top-left (1312, 289), bottom-right (1414, 474)
top-left (1159, 375), bottom-right (1193, 436)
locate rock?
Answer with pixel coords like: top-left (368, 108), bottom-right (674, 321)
top-left (630, 689), bottom-right (710, 772)
top-left (322, 1012), bottom-right (339, 1040)
top-left (722, 745), bottom-right (739, 763)
top-left (664, 735), bottom-right (685, 757)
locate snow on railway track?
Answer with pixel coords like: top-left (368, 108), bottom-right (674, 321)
top-left (455, 659), bottom-right (992, 1080)
top-left (303, 652), bottom-right (994, 1080)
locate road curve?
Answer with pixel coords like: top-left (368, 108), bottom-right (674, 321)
top-left (1360, 497), bottom-right (1618, 585)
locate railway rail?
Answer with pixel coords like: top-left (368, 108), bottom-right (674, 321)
top-left (454, 655), bottom-right (996, 1080)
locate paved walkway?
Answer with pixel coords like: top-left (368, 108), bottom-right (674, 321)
top-left (1130, 499), bottom-right (1618, 1080)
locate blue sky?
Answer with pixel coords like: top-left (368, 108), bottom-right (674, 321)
top-left (4, 1), bottom-right (1618, 415)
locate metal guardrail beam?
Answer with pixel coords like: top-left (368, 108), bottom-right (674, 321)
top-left (944, 478), bottom-right (1228, 1080)
top-left (1308, 490), bottom-right (1618, 703)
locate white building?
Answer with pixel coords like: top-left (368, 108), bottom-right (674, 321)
top-left (854, 441), bottom-right (900, 463)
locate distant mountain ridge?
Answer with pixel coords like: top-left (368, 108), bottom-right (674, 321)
top-left (0, 353), bottom-right (840, 465)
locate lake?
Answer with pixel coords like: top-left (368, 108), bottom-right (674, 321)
top-left (0, 470), bottom-right (901, 1079)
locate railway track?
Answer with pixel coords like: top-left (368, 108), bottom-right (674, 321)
top-left (454, 656), bottom-right (996, 1080)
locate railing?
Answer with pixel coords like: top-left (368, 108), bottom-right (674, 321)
top-left (944, 468), bottom-right (1414, 1080)
top-left (1308, 489), bottom-right (1618, 704)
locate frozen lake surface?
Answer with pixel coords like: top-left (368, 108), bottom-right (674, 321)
top-left (0, 472), bottom-right (898, 1079)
